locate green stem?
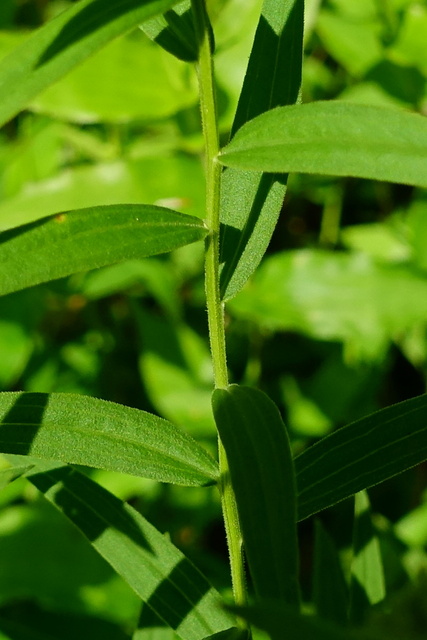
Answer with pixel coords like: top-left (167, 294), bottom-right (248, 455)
top-left (190, 0), bottom-right (249, 620)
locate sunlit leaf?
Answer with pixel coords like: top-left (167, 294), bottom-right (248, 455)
top-left (0, 392), bottom-right (218, 486)
top-left (218, 102), bottom-right (427, 188)
top-left (219, 0), bottom-right (304, 301)
top-left (23, 460), bottom-right (235, 640)
top-left (212, 385), bottom-right (300, 606)
top-left (296, 393), bottom-right (427, 521)
top-left (0, 0), bottom-right (180, 128)
top-left (141, 1), bottom-right (198, 62)
top-left (0, 204), bottom-right (207, 296)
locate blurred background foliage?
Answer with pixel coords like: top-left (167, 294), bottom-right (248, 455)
top-left (0, 0), bottom-right (427, 638)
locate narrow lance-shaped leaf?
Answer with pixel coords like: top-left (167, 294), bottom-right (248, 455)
top-left (0, 204), bottom-right (207, 296)
top-left (219, 0), bottom-right (304, 301)
top-left (212, 385), bottom-right (300, 606)
top-left (0, 0), bottom-right (181, 128)
top-left (0, 461), bottom-right (34, 492)
top-left (17, 459), bottom-right (235, 640)
top-left (0, 392), bottom-right (218, 486)
top-left (219, 102), bottom-right (427, 189)
top-left (296, 393), bottom-right (427, 521)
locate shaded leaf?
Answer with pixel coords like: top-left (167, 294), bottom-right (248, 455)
top-left (0, 204), bottom-right (207, 296)
top-left (296, 393), bottom-right (427, 521)
top-left (349, 492), bottom-right (386, 624)
top-left (0, 392), bottom-right (218, 486)
top-left (219, 0), bottom-right (304, 301)
top-left (212, 385), bottom-right (300, 606)
top-left (23, 460), bottom-right (235, 640)
top-left (313, 520), bottom-right (349, 626)
top-left (218, 102), bottom-right (427, 188)
top-left (141, 1), bottom-right (198, 62)
top-left (228, 602), bottom-right (380, 640)
top-left (0, 0), bottom-right (180, 128)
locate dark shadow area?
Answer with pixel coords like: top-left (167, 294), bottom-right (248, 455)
top-left (0, 392), bottom-right (48, 455)
top-left (0, 601), bottom-right (129, 640)
top-left (0, 216), bottom-right (52, 246)
top-left (36, 0), bottom-right (144, 68)
top-left (153, 8), bottom-right (197, 62)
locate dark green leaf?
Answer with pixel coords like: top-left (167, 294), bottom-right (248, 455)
top-left (141, 1), bottom-right (198, 62)
top-left (22, 461), bottom-right (235, 640)
top-left (228, 603), bottom-right (380, 640)
top-left (212, 385), bottom-right (300, 606)
top-left (0, 392), bottom-right (218, 486)
top-left (349, 492), bottom-right (386, 625)
top-left (218, 102), bottom-right (427, 188)
top-left (313, 520), bottom-right (349, 626)
top-left (219, 0), bottom-right (304, 301)
top-left (0, 204), bottom-right (207, 296)
top-left (296, 394), bottom-right (427, 521)
top-left (0, 0), bottom-right (180, 128)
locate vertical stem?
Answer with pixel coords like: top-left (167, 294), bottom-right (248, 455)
top-left (190, 0), bottom-right (249, 619)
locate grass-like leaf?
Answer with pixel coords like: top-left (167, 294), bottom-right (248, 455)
top-left (212, 385), bottom-right (300, 606)
top-left (20, 460), bottom-right (235, 640)
top-left (0, 392), bottom-right (218, 486)
top-left (219, 0), bottom-right (304, 301)
top-left (0, 461), bottom-right (34, 491)
top-left (218, 102), bottom-right (427, 188)
top-left (296, 394), bottom-right (427, 521)
top-left (0, 0), bottom-right (180, 128)
top-left (0, 204), bottom-right (207, 296)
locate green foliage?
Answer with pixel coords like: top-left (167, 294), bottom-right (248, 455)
top-left (0, 0), bottom-right (427, 638)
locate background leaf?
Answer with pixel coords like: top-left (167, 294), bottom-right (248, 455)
top-left (295, 393), bottom-right (427, 521)
top-left (219, 0), bottom-right (304, 301)
top-left (0, 205), bottom-right (207, 296)
top-left (0, 0), bottom-right (180, 128)
top-left (23, 460), bottom-right (235, 640)
top-left (349, 492), bottom-right (386, 624)
top-left (212, 385), bottom-right (300, 606)
top-left (218, 101), bottom-right (427, 188)
top-left (0, 392), bottom-right (218, 486)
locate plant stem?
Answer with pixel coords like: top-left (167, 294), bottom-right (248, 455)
top-left (191, 0), bottom-right (249, 620)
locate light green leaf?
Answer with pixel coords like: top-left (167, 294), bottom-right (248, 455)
top-left (313, 521), bottom-right (349, 626)
top-left (295, 393), bottom-right (427, 521)
top-left (0, 204), bottom-right (207, 296)
top-left (0, 392), bottom-right (218, 486)
top-left (349, 492), bottom-right (386, 624)
top-left (229, 249), bottom-right (427, 361)
top-left (212, 385), bottom-right (300, 606)
top-left (30, 31), bottom-right (197, 124)
top-left (219, 0), bottom-right (304, 301)
top-left (0, 156), bottom-right (206, 232)
top-left (0, 0), bottom-right (180, 128)
top-left (0, 461), bottom-right (33, 491)
top-left (218, 102), bottom-right (427, 188)
top-left (23, 461), bottom-right (235, 640)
